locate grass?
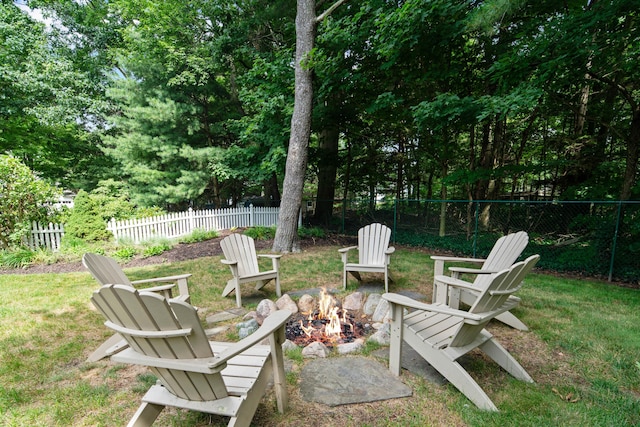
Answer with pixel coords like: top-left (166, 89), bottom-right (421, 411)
top-left (0, 244), bottom-right (639, 426)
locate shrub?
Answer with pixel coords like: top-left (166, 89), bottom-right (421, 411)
top-left (179, 228), bottom-right (218, 243)
top-left (113, 246), bottom-right (137, 262)
top-left (244, 226), bottom-right (276, 240)
top-left (298, 226), bottom-right (326, 239)
top-left (0, 248), bottom-right (36, 268)
top-left (64, 190), bottom-right (112, 242)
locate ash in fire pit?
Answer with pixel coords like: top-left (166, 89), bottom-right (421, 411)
top-left (285, 288), bottom-right (373, 347)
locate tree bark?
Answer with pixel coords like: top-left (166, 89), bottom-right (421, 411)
top-left (272, 0), bottom-right (317, 252)
top-left (314, 126), bottom-right (339, 224)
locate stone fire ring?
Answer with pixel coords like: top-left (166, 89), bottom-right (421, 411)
top-left (299, 356), bottom-right (412, 406)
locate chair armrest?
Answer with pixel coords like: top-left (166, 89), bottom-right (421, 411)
top-left (382, 293), bottom-right (483, 322)
top-left (434, 275), bottom-right (478, 291)
top-left (431, 255), bottom-right (486, 277)
top-left (448, 267), bottom-right (498, 275)
top-left (338, 246), bottom-right (358, 254)
top-left (258, 254), bottom-right (282, 260)
top-left (430, 255), bottom-right (486, 264)
top-left (259, 254), bottom-right (281, 270)
top-left (211, 310), bottom-right (292, 366)
top-left (221, 259), bottom-right (238, 266)
top-left (131, 273), bottom-right (192, 285)
top-left (385, 246), bottom-right (396, 255)
top-left (137, 283), bottom-right (176, 294)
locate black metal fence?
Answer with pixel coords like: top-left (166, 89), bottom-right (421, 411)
top-left (303, 199), bottom-right (640, 284)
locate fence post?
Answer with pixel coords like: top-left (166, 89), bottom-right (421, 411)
top-left (473, 201), bottom-right (480, 257)
top-left (188, 207), bottom-right (195, 234)
top-left (108, 218), bottom-right (117, 241)
top-left (249, 204), bottom-right (255, 227)
top-left (393, 199), bottom-right (398, 243)
top-left (608, 201), bottom-right (623, 282)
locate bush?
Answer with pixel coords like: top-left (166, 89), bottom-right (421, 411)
top-left (141, 238), bottom-right (173, 257)
top-left (298, 226), bottom-right (326, 239)
top-left (64, 190), bottom-right (112, 242)
top-left (0, 248), bottom-right (35, 268)
top-left (244, 226), bottom-right (276, 240)
top-left (113, 246), bottom-right (137, 262)
top-left (179, 228), bottom-right (218, 243)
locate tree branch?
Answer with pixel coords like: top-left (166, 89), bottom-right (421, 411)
top-left (587, 70), bottom-right (637, 111)
top-left (316, 0), bottom-right (348, 23)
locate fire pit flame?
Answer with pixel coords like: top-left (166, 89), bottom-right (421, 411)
top-left (285, 287), bottom-right (368, 347)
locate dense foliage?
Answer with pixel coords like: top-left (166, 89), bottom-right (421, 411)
top-left (0, 155), bottom-right (60, 248)
top-left (5, 0), bottom-right (636, 209)
top-left (1, 1), bottom-right (639, 256)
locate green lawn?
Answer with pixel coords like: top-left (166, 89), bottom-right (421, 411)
top-left (0, 245), bottom-right (638, 426)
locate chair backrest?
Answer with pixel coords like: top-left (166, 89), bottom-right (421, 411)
top-left (358, 223), bottom-right (392, 265)
top-left (220, 234), bottom-right (260, 277)
top-left (91, 284), bottom-right (227, 401)
top-left (83, 253), bottom-right (132, 287)
top-left (483, 231), bottom-right (529, 271)
top-left (471, 231), bottom-right (528, 289)
top-left (450, 254), bottom-right (540, 347)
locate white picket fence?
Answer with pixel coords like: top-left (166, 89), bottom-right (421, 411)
top-left (29, 205), bottom-right (282, 251)
top-left (107, 206), bottom-right (280, 243)
top-left (28, 222), bottom-right (65, 251)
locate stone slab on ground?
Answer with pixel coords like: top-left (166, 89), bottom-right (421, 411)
top-left (373, 342), bottom-right (447, 385)
top-left (205, 307), bottom-right (247, 324)
top-left (299, 356), bottom-right (412, 406)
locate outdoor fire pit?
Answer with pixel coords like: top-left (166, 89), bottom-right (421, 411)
top-left (284, 288), bottom-right (373, 347)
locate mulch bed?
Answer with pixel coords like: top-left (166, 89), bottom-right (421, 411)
top-left (0, 231), bottom-right (356, 275)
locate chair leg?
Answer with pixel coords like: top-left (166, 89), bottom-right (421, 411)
top-left (479, 338), bottom-right (533, 383)
top-left (127, 402), bottom-right (164, 427)
top-left (222, 279), bottom-right (237, 297)
top-left (494, 311), bottom-right (529, 331)
top-left (388, 304), bottom-right (404, 376)
top-left (384, 269), bottom-right (389, 293)
top-left (274, 274), bottom-right (281, 297)
top-left (254, 280), bottom-right (266, 290)
top-left (235, 283), bottom-right (242, 308)
top-left (404, 333), bottom-right (498, 411)
top-left (86, 333), bottom-right (128, 362)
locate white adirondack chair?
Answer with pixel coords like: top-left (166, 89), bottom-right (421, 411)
top-left (339, 223), bottom-right (395, 292)
top-left (220, 234), bottom-right (282, 307)
top-left (82, 252), bottom-right (193, 362)
top-left (383, 254), bottom-right (539, 411)
top-left (91, 284), bottom-right (291, 427)
top-left (431, 231), bottom-right (530, 330)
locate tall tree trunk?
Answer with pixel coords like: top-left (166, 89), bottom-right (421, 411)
top-left (272, 0), bottom-right (346, 251)
top-left (314, 126), bottom-right (339, 224)
top-left (439, 160), bottom-right (448, 237)
top-left (263, 172), bottom-right (280, 207)
top-left (272, 0), bottom-right (316, 252)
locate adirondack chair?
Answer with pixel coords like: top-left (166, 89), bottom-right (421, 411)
top-left (220, 233), bottom-right (282, 307)
top-left (83, 253), bottom-right (193, 362)
top-left (339, 223), bottom-right (395, 292)
top-left (431, 231), bottom-right (529, 330)
top-left (383, 254), bottom-right (539, 411)
top-left (91, 284), bottom-right (290, 427)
